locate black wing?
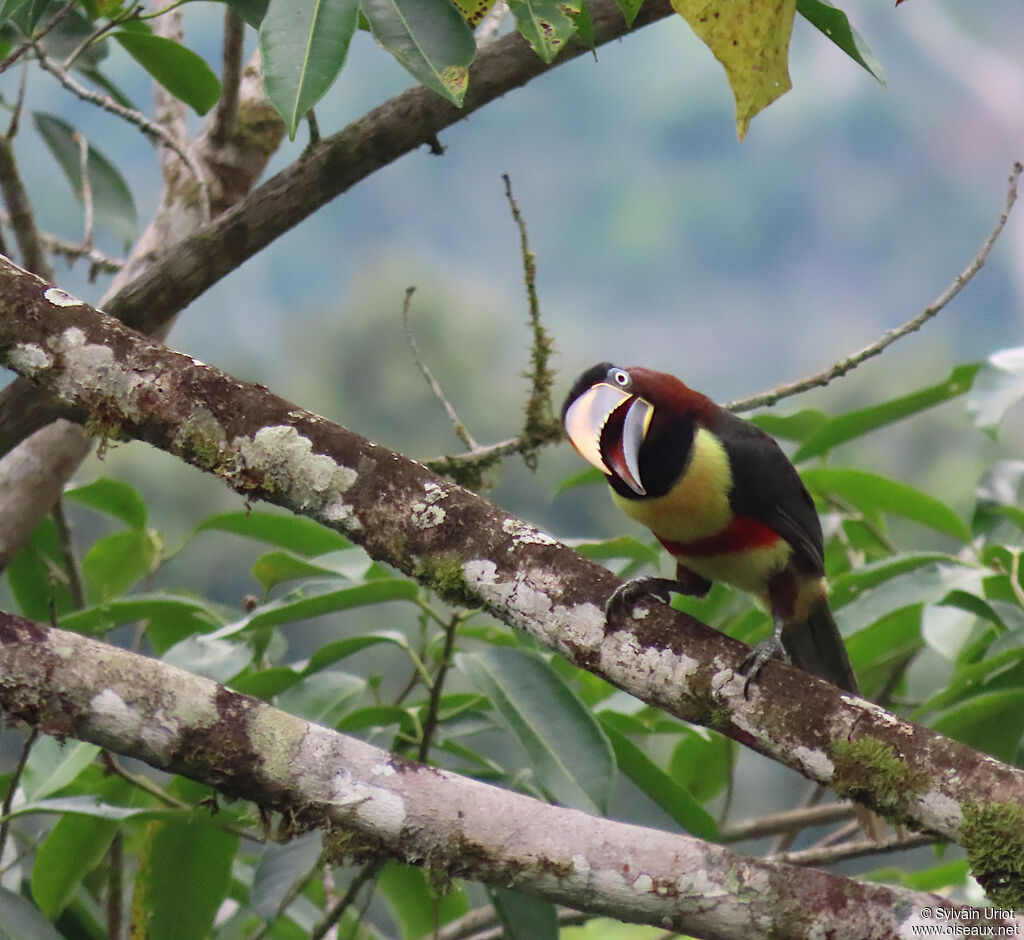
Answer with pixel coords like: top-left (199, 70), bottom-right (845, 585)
top-left (712, 408), bottom-right (825, 574)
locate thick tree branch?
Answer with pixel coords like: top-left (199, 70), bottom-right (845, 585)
top-left (2, 259), bottom-right (1023, 864)
top-left (0, 611), bottom-right (998, 939)
top-left (0, 0), bottom-right (675, 460)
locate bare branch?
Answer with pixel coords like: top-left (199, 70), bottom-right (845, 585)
top-left (210, 8), bottom-right (245, 148)
top-left (719, 801), bottom-right (855, 843)
top-left (0, 134), bottom-right (54, 281)
top-left (404, 286), bottom-right (479, 451)
top-left (772, 831), bottom-right (939, 868)
top-left (728, 160), bottom-right (1023, 413)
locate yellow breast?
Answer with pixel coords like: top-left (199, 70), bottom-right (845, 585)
top-left (611, 427), bottom-right (733, 542)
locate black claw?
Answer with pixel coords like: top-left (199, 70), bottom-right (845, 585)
top-left (605, 577), bottom-right (677, 620)
top-left (738, 635), bottom-right (790, 698)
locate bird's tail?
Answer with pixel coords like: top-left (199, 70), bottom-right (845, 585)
top-left (784, 598), bottom-right (888, 842)
top-left (782, 597), bottom-right (859, 694)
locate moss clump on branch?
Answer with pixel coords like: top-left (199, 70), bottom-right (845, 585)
top-left (960, 801), bottom-right (1024, 909)
top-left (829, 737), bottom-right (928, 824)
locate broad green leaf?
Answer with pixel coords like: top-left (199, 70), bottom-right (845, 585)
top-left (672, 0), bottom-right (795, 140)
top-left (276, 670), bottom-right (366, 724)
top-left (600, 719), bottom-right (718, 839)
top-left (613, 0), bottom-right (645, 27)
top-left (195, 510), bottom-right (350, 555)
top-left (378, 861), bottom-right (470, 938)
top-left (260, 0), bottom-right (360, 138)
top-left (930, 689), bottom-right (1024, 762)
top-left (23, 739), bottom-right (100, 801)
top-left (252, 550), bottom-right (349, 589)
top-left (0, 887), bottom-right (64, 940)
top-left (250, 832), bottom-right (322, 920)
top-left (749, 408), bottom-right (828, 443)
top-left (794, 363), bottom-right (979, 461)
top-left (363, 0), bottom-right (476, 105)
top-left (6, 517), bottom-right (75, 622)
top-left (31, 112), bottom-right (138, 249)
top-left (507, 0), bottom-right (580, 64)
top-left (32, 811), bottom-right (119, 918)
top-left (490, 886), bottom-right (559, 940)
top-left (211, 579), bottom-right (419, 638)
top-left (8, 795), bottom-right (182, 822)
top-left (131, 821), bottom-right (238, 940)
top-left (568, 535), bottom-right (661, 567)
top-left (305, 629), bottom-right (417, 673)
top-left (451, 0), bottom-right (497, 27)
top-left (967, 346), bottom-right (1024, 434)
top-left (973, 461), bottom-right (1024, 540)
top-left (162, 635), bottom-right (253, 682)
top-left (0, 0), bottom-right (31, 27)
top-left (835, 561), bottom-right (983, 635)
top-left (667, 726), bottom-right (734, 804)
top-left (801, 467), bottom-right (972, 542)
top-left (457, 648), bottom-right (615, 813)
top-left (65, 477), bottom-right (147, 530)
top-left (59, 594), bottom-right (224, 643)
top-left (796, 0), bottom-right (885, 84)
top-left (114, 32), bottom-right (220, 115)
top-left (557, 465), bottom-right (605, 491)
top-left (921, 603), bottom-right (976, 662)
top-left (81, 529), bottom-right (158, 603)
top-left (844, 606), bottom-right (922, 697)
top-left (828, 552), bottom-right (955, 610)
top-left (227, 0), bottom-right (269, 27)
top-left (335, 704), bottom-right (415, 734)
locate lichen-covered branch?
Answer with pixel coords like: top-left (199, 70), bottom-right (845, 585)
top-left (0, 611), bottom-right (998, 939)
top-left (3, 260), bottom-right (1024, 888)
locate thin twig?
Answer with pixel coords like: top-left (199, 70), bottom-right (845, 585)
top-left (61, 5), bottom-right (140, 70)
top-left (51, 499), bottom-right (85, 609)
top-left (308, 860), bottom-right (383, 940)
top-left (7, 64), bottom-right (27, 139)
top-left (718, 801), bottom-right (855, 843)
top-left (1010, 551), bottom-right (1024, 610)
top-left (33, 45), bottom-right (211, 221)
top-left (0, 134), bottom-right (54, 280)
top-left (503, 173), bottom-right (559, 456)
top-left (418, 613), bottom-right (462, 762)
top-left (0, 728), bottom-right (38, 864)
top-left (404, 286), bottom-right (479, 450)
top-left (0, 0), bottom-right (76, 78)
top-left (210, 8), bottom-right (244, 148)
top-left (106, 832), bottom-right (124, 940)
top-left (728, 161), bottom-right (1024, 413)
top-left (771, 830), bottom-right (939, 867)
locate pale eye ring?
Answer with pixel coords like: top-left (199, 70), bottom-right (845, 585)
top-left (610, 369), bottom-right (631, 389)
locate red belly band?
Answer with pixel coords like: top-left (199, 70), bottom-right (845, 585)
top-left (657, 516), bottom-right (780, 557)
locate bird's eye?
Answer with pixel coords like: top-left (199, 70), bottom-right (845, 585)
top-left (610, 369), bottom-right (631, 389)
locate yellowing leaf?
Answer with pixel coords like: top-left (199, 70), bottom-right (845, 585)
top-left (671, 0), bottom-right (796, 139)
top-left (452, 0), bottom-right (497, 27)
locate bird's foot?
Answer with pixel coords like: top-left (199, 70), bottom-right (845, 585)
top-left (738, 632), bottom-right (790, 698)
top-left (606, 577), bottom-right (679, 620)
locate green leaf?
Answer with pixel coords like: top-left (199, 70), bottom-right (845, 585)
top-left (59, 594), bottom-right (224, 649)
top-left (667, 726), bottom-right (734, 804)
top-left (507, 0), bottom-right (580, 64)
top-left (131, 821), bottom-right (238, 940)
top-left (0, 0), bottom-right (31, 28)
top-left (600, 718), bottom-right (718, 839)
top-left (930, 689), bottom-right (1024, 763)
top-left (457, 648), bottom-right (615, 813)
top-left (162, 635), bottom-right (254, 683)
top-left (451, 0), bottom-right (497, 27)
top-left (793, 363), bottom-right (979, 461)
top-left (378, 861), bottom-right (470, 938)
top-left (23, 739), bottom-right (100, 801)
top-left (828, 552), bottom-right (954, 610)
top-left (227, 0), bottom-right (269, 27)
top-left (251, 550), bottom-right (342, 590)
top-left (32, 811), bottom-right (120, 918)
top-left (967, 346), bottom-right (1024, 434)
top-left (490, 887), bottom-right (559, 940)
top-left (613, 0), bottom-right (644, 28)
top-left (82, 529), bottom-right (158, 603)
top-left (568, 535), bottom-right (661, 567)
top-left (749, 408), bottom-right (828, 443)
top-left (276, 670), bottom-right (366, 724)
top-left (557, 465), bottom-right (605, 491)
top-left (6, 517), bottom-right (75, 622)
top-left (113, 32), bottom-right (220, 115)
top-left (31, 111), bottom-right (138, 249)
top-left (844, 606), bottom-right (922, 697)
top-left (212, 579), bottom-right (419, 638)
top-left (259, 0), bottom-right (360, 138)
top-left (250, 832), bottom-right (322, 919)
top-left (362, 0), bottom-right (476, 105)
top-left (195, 510), bottom-right (350, 555)
top-left (0, 887), bottom-right (64, 940)
top-left (796, 0), bottom-right (885, 84)
top-left (921, 603), bottom-right (976, 661)
top-left (65, 477), bottom-right (147, 530)
top-left (801, 467), bottom-right (972, 542)
top-left (835, 561), bottom-right (983, 635)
